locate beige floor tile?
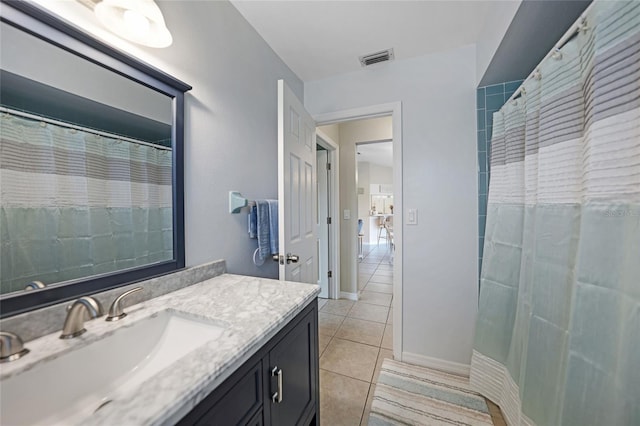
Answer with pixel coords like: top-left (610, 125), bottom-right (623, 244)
top-left (381, 324), bottom-right (393, 349)
top-left (372, 269), bottom-right (393, 277)
top-left (319, 333), bottom-right (332, 357)
top-left (365, 256), bottom-right (385, 263)
top-left (369, 274), bottom-right (393, 284)
top-left (373, 348), bottom-right (394, 383)
top-left (360, 383), bottom-right (376, 426)
top-left (360, 257), bottom-right (381, 264)
top-left (358, 279), bottom-right (368, 291)
top-left (319, 312), bottom-right (345, 336)
top-left (321, 299), bottom-right (355, 316)
top-left (348, 302), bottom-right (389, 323)
top-left (375, 264), bottom-right (393, 271)
top-left (358, 265), bottom-right (377, 273)
top-left (387, 308), bottom-right (393, 324)
top-left (320, 370), bottom-right (370, 426)
top-left (365, 283), bottom-right (393, 294)
top-left (320, 338), bottom-right (379, 382)
top-left (335, 317), bottom-right (385, 346)
top-left (359, 291), bottom-right (392, 307)
top-left (318, 297), bottom-right (328, 310)
top-left (358, 275), bottom-right (372, 288)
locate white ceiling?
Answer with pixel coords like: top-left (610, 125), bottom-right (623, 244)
top-left (357, 141), bottom-right (393, 168)
top-left (230, 1), bottom-right (493, 82)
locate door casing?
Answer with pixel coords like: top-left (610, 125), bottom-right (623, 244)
top-left (316, 129), bottom-right (340, 299)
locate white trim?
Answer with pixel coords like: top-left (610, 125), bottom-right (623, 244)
top-left (402, 351), bottom-right (471, 378)
top-left (339, 291), bottom-right (358, 301)
top-left (314, 101), bottom-right (403, 362)
top-left (316, 128), bottom-right (340, 300)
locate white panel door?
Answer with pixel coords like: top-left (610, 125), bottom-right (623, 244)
top-left (277, 80), bottom-right (317, 283)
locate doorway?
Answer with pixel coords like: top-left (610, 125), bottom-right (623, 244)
top-left (314, 101), bottom-right (402, 360)
top-left (356, 140), bottom-right (394, 292)
top-left (312, 103), bottom-right (402, 425)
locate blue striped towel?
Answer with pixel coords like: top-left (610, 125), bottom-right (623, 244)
top-left (253, 200), bottom-right (278, 261)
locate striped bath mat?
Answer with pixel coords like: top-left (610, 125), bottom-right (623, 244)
top-left (369, 359), bottom-right (493, 425)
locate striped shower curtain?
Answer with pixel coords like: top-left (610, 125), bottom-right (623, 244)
top-left (471, 2), bottom-right (639, 425)
top-left (0, 113), bottom-right (173, 294)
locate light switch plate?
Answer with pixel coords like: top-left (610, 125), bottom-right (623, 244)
top-left (407, 208), bottom-right (418, 225)
top-left (343, 209), bottom-right (351, 220)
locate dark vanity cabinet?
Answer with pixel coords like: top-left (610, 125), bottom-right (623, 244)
top-left (178, 301), bottom-right (319, 426)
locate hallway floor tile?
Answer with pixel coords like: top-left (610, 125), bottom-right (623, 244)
top-left (318, 243), bottom-right (394, 425)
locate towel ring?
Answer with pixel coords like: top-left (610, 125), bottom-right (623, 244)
top-left (253, 248), bottom-right (265, 266)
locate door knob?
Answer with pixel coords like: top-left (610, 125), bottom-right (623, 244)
top-left (286, 253), bottom-right (299, 264)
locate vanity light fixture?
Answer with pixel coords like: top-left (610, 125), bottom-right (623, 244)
top-left (94, 0), bottom-right (172, 48)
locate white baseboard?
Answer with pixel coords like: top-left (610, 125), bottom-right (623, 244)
top-left (339, 291), bottom-right (358, 301)
top-left (401, 351), bottom-right (471, 377)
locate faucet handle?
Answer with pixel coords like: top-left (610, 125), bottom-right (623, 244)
top-left (106, 287), bottom-right (143, 322)
top-left (0, 331), bottom-right (29, 363)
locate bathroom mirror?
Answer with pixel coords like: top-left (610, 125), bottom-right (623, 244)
top-left (0, 1), bottom-right (191, 317)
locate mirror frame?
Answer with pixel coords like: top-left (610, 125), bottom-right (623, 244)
top-left (0, 0), bottom-right (191, 318)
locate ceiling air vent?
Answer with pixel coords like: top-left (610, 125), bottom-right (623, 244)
top-left (359, 48), bottom-right (395, 67)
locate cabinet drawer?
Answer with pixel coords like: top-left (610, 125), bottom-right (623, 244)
top-left (180, 361), bottom-right (262, 426)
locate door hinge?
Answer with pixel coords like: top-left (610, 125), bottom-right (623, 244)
top-left (327, 217), bottom-right (332, 225)
top-left (328, 270), bottom-right (332, 278)
top-left (327, 163), bottom-right (331, 171)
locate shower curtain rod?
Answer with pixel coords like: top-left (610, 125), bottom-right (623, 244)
top-left (0, 106), bottom-right (172, 151)
top-left (506, 1), bottom-right (596, 104)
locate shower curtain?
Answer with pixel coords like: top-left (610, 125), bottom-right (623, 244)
top-left (471, 2), bottom-right (639, 425)
top-left (0, 113), bottom-right (173, 294)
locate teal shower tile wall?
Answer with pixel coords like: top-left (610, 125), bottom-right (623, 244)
top-left (477, 80), bottom-right (523, 278)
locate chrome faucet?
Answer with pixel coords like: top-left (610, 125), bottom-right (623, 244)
top-left (0, 332), bottom-right (29, 363)
top-left (60, 297), bottom-right (103, 339)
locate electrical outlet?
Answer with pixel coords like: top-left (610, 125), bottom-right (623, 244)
top-left (407, 208), bottom-right (418, 225)
top-left (343, 209), bottom-right (351, 220)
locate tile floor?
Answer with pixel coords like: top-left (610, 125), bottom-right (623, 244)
top-left (317, 243), bottom-right (507, 426)
top-left (317, 244), bottom-right (393, 426)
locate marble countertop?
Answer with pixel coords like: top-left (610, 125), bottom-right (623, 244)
top-left (0, 274), bottom-right (319, 425)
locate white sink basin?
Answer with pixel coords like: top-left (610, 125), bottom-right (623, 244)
top-left (0, 310), bottom-right (226, 426)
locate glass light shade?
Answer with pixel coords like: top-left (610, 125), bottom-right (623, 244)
top-left (95, 0), bottom-right (172, 48)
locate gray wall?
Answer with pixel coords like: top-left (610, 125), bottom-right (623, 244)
top-left (125, 1), bottom-right (304, 277)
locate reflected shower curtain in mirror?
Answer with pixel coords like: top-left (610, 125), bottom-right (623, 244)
top-left (471, 2), bottom-right (639, 425)
top-left (0, 113), bottom-right (173, 294)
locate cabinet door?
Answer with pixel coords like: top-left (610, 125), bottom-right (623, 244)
top-left (178, 361), bottom-right (263, 426)
top-left (268, 309), bottom-right (317, 425)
